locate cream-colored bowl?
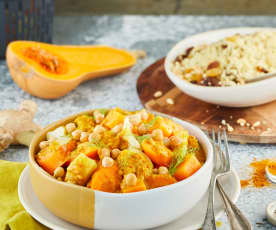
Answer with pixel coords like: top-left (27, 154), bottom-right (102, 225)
top-left (29, 110), bottom-right (213, 230)
top-left (165, 27), bottom-right (276, 107)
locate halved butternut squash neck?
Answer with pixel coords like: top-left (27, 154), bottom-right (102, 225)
top-left (6, 41), bottom-right (136, 99)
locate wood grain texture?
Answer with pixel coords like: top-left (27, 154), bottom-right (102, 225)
top-left (55, 0), bottom-right (276, 15)
top-left (137, 58), bottom-right (276, 143)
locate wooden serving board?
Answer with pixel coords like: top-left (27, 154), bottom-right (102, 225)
top-left (137, 58), bottom-right (276, 144)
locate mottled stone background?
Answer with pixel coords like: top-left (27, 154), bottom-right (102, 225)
top-left (1, 16), bottom-right (276, 229)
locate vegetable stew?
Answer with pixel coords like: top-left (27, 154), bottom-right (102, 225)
top-left (36, 108), bottom-right (206, 193)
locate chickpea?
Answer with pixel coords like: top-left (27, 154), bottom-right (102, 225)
top-left (88, 132), bottom-right (100, 142)
top-left (93, 125), bottom-right (106, 134)
top-left (129, 114), bottom-right (141, 126)
top-left (39, 141), bottom-right (49, 149)
top-left (158, 166), bottom-right (168, 175)
top-left (54, 166), bottom-right (65, 178)
top-left (125, 173), bottom-right (137, 186)
top-left (169, 136), bottom-right (182, 148)
top-left (152, 168), bottom-right (159, 174)
top-left (163, 137), bottom-right (170, 147)
top-left (152, 129), bottom-right (163, 142)
top-left (102, 157), bottom-right (114, 168)
top-left (65, 122), bottom-right (76, 133)
top-left (72, 129), bottom-right (81, 140)
top-left (101, 148), bottom-right (110, 158)
top-left (94, 111), bottom-right (105, 124)
top-left (111, 124), bottom-right (123, 134)
top-left (111, 148), bottom-right (121, 159)
top-left (80, 132), bottom-right (89, 142)
top-left (140, 109), bottom-right (149, 121)
top-left (138, 123), bottom-right (148, 135)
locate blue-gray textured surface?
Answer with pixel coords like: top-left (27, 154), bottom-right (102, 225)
top-left (1, 15), bottom-right (276, 230)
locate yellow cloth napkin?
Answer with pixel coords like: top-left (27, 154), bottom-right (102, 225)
top-left (0, 160), bottom-right (49, 230)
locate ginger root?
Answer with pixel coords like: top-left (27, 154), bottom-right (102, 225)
top-left (0, 100), bottom-right (41, 152)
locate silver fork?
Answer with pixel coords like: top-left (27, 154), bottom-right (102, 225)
top-left (202, 129), bottom-right (227, 230)
top-left (202, 129), bottom-right (252, 230)
top-left (216, 130), bottom-right (252, 230)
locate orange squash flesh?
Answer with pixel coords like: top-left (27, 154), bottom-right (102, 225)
top-left (141, 138), bottom-right (173, 167)
top-left (174, 154), bottom-right (202, 180)
top-left (6, 41), bottom-right (136, 99)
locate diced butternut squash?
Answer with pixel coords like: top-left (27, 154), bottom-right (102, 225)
top-left (122, 179), bottom-right (147, 193)
top-left (145, 174), bottom-right (176, 189)
top-left (141, 138), bottom-right (173, 167)
top-left (188, 135), bottom-right (206, 163)
top-left (65, 154), bottom-right (97, 185)
top-left (174, 154), bottom-right (202, 180)
top-left (36, 143), bottom-right (69, 175)
top-left (103, 110), bottom-right (125, 129)
top-left (90, 163), bottom-right (121, 192)
top-left (152, 116), bottom-right (173, 137)
top-left (74, 115), bottom-right (94, 132)
top-left (69, 142), bottom-right (98, 162)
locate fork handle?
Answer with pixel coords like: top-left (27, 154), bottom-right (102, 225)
top-left (217, 180), bottom-right (252, 230)
top-left (202, 173), bottom-right (217, 230)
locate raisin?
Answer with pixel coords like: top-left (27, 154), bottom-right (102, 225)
top-left (174, 46), bottom-right (194, 62)
top-left (207, 61), bottom-right (220, 70)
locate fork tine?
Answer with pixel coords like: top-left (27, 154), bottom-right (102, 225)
top-left (217, 129), bottom-right (226, 170)
top-left (223, 129), bottom-right (231, 171)
top-left (211, 129), bottom-right (217, 166)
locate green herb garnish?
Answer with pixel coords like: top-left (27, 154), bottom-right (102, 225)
top-left (135, 134), bottom-right (151, 144)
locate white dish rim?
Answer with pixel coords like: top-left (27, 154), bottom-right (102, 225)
top-left (164, 27), bottom-right (276, 92)
top-left (18, 166), bottom-right (241, 230)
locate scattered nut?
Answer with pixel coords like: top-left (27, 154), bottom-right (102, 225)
top-left (237, 118), bottom-right (246, 127)
top-left (158, 166), bottom-right (168, 175)
top-left (152, 129), bottom-right (163, 142)
top-left (65, 123), bottom-right (76, 133)
top-left (102, 157), bottom-right (114, 168)
top-left (111, 148), bottom-right (121, 159)
top-left (125, 173), bottom-right (137, 186)
top-left (227, 124), bottom-right (234, 132)
top-left (154, 91), bottom-right (163, 98)
top-left (39, 141), bottom-right (49, 149)
top-left (252, 121), bottom-right (261, 128)
top-left (54, 166), bottom-right (65, 178)
top-left (166, 98), bottom-right (174, 105)
top-left (72, 129), bottom-right (81, 140)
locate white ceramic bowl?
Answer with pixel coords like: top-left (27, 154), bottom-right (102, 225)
top-left (29, 110), bottom-right (213, 230)
top-left (165, 27), bottom-right (276, 107)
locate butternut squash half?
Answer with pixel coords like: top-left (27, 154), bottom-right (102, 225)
top-left (6, 41), bottom-right (136, 99)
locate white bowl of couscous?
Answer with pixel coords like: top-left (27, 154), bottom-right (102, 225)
top-left (165, 27), bottom-right (276, 107)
